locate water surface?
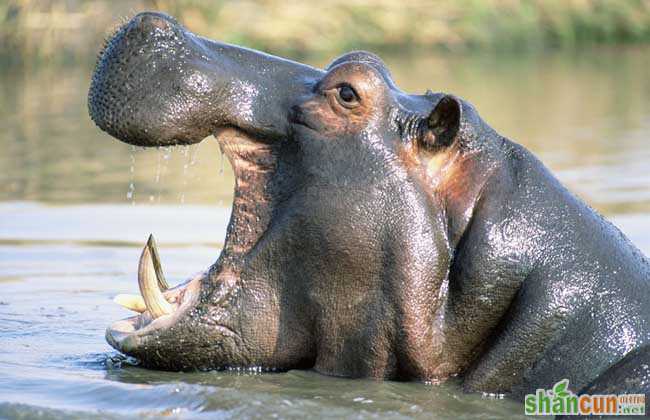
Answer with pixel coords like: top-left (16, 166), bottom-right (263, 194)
top-left (1, 46), bottom-right (649, 419)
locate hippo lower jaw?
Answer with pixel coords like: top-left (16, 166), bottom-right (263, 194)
top-left (106, 275), bottom-right (201, 354)
top-left (106, 127), bottom-right (277, 361)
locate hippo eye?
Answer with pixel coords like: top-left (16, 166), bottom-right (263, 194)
top-left (336, 84), bottom-right (359, 107)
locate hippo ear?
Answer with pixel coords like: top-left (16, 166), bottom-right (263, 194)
top-left (420, 95), bottom-right (461, 150)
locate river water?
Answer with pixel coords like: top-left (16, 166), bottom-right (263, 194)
top-left (1, 46), bottom-right (649, 419)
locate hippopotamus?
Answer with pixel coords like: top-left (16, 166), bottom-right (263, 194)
top-left (88, 12), bottom-right (650, 400)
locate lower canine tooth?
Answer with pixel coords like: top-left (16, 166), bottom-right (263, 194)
top-left (138, 241), bottom-right (174, 318)
top-left (147, 234), bottom-right (169, 291)
top-left (113, 294), bottom-right (146, 313)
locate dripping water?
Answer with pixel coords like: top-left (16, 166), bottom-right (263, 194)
top-left (153, 146), bottom-right (172, 203)
top-left (180, 146), bottom-right (191, 204)
top-left (127, 145), bottom-right (136, 205)
top-left (218, 141), bottom-right (225, 175)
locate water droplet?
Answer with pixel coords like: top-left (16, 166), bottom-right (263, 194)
top-left (155, 149), bottom-right (162, 183)
top-left (126, 182), bottom-right (135, 200)
top-left (127, 146), bottom-right (137, 205)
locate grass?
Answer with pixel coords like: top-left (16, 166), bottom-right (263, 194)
top-left (1, 0), bottom-right (650, 65)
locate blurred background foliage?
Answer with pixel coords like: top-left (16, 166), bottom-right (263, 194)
top-left (1, 0), bottom-right (650, 65)
top-left (0, 0), bottom-right (649, 214)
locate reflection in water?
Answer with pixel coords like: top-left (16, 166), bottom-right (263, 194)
top-left (1, 46), bottom-right (649, 215)
top-left (0, 47), bottom-right (649, 419)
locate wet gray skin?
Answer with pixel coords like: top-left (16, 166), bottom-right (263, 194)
top-left (88, 12), bottom-right (650, 398)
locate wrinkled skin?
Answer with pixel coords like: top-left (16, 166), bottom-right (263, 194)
top-left (89, 12), bottom-right (650, 397)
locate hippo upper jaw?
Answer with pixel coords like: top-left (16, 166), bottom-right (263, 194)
top-left (88, 11), bottom-right (322, 148)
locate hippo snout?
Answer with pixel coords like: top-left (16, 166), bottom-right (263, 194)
top-left (88, 12), bottom-right (213, 147)
top-left (89, 11), bottom-right (322, 148)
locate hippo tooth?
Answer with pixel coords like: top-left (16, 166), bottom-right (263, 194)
top-left (138, 238), bottom-right (174, 318)
top-left (113, 294), bottom-right (147, 313)
top-left (146, 234), bottom-right (169, 291)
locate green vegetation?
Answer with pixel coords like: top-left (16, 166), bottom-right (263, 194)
top-left (2, 0), bottom-right (650, 64)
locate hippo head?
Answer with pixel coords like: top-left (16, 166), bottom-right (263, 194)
top-left (90, 12), bottom-right (468, 379)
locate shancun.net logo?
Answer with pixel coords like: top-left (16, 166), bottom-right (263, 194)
top-left (524, 379), bottom-right (645, 416)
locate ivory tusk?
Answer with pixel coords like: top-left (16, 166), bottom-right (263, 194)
top-left (147, 234), bottom-right (169, 291)
top-left (138, 241), bottom-right (174, 318)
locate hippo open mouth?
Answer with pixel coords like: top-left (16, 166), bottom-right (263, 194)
top-left (89, 12), bottom-right (321, 367)
top-left (104, 125), bottom-right (279, 357)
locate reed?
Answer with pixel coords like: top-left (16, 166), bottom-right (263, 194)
top-left (2, 0), bottom-right (649, 65)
